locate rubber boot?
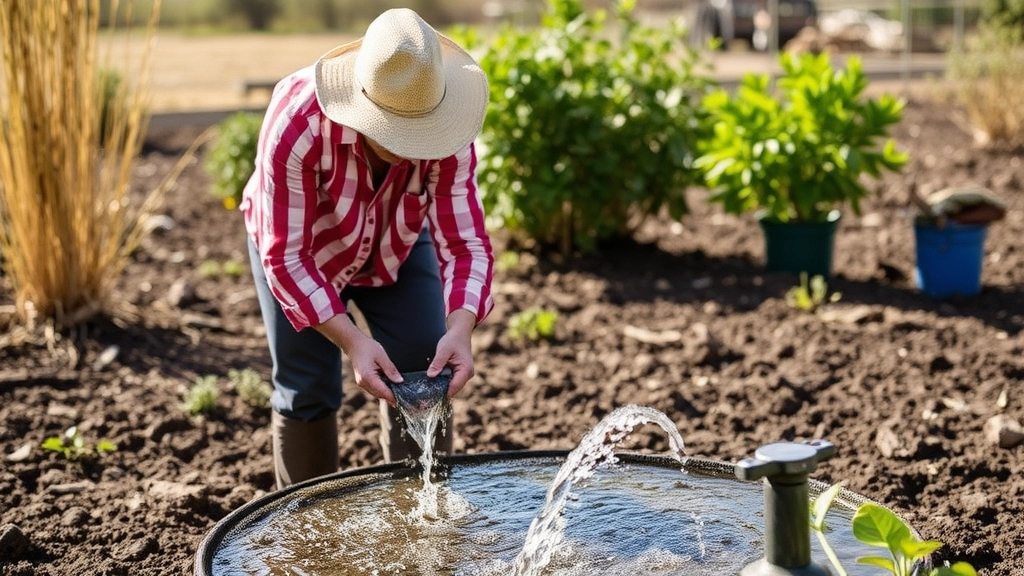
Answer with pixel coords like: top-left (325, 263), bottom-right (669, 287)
top-left (378, 400), bottom-right (453, 463)
top-left (271, 411), bottom-right (339, 489)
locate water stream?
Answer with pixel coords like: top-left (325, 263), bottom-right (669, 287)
top-left (389, 371), bottom-right (453, 522)
top-left (510, 405), bottom-right (688, 576)
top-left (393, 375), bottom-right (691, 576)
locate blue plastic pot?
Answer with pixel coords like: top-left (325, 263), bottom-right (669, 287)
top-left (913, 222), bottom-right (988, 298)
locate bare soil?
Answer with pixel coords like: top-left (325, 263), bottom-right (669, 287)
top-left (1, 87), bottom-right (1023, 575)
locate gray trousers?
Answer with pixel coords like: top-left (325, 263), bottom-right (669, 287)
top-left (248, 228), bottom-right (452, 461)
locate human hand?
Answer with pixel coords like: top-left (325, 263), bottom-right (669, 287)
top-left (347, 334), bottom-right (403, 406)
top-left (427, 309), bottom-right (477, 398)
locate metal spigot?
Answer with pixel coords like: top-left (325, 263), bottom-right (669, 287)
top-left (734, 440), bottom-right (836, 576)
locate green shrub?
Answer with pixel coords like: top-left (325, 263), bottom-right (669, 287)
top-left (451, 0), bottom-right (715, 255)
top-left (982, 0), bottom-right (1024, 41)
top-left (205, 111), bottom-right (262, 210)
top-left (695, 53), bottom-right (907, 223)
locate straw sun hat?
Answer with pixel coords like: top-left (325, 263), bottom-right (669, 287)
top-left (314, 8), bottom-right (489, 161)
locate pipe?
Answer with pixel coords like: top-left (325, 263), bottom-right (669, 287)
top-left (735, 440), bottom-right (836, 576)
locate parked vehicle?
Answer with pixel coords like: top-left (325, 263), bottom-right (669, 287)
top-left (687, 0), bottom-right (818, 50)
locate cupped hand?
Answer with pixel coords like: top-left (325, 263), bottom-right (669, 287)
top-left (347, 334), bottom-right (402, 406)
top-left (427, 309), bottom-right (477, 398)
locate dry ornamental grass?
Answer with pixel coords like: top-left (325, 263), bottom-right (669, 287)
top-left (0, 0), bottom-right (160, 327)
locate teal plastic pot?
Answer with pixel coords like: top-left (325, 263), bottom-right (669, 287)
top-left (757, 210), bottom-right (841, 277)
top-left (914, 222), bottom-right (988, 298)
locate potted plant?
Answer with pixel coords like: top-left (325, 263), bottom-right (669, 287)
top-left (909, 184), bottom-right (1007, 298)
top-left (695, 52), bottom-right (908, 276)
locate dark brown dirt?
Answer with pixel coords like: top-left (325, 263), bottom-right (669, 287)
top-left (1, 93), bottom-right (1022, 576)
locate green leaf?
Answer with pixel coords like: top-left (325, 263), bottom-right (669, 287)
top-left (899, 538), bottom-right (943, 560)
top-left (932, 562), bottom-right (978, 576)
top-left (852, 502), bottom-right (912, 549)
top-left (41, 437), bottom-right (66, 452)
top-left (857, 555), bottom-right (896, 572)
top-left (96, 440), bottom-right (118, 454)
top-left (811, 483), bottom-right (844, 531)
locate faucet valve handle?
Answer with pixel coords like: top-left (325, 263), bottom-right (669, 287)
top-left (735, 440), bottom-right (835, 481)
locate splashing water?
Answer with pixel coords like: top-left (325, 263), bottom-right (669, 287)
top-left (510, 404), bottom-right (689, 576)
top-left (389, 370), bottom-right (454, 521)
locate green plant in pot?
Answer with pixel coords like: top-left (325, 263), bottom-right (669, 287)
top-left (695, 52), bottom-right (908, 277)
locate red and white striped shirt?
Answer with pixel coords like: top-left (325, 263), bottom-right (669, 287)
top-left (241, 65), bottom-right (494, 331)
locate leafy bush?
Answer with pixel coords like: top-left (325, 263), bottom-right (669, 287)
top-left (451, 0), bottom-right (715, 255)
top-left (205, 111), bottom-right (262, 210)
top-left (981, 0), bottom-right (1024, 41)
top-left (695, 53), bottom-right (907, 223)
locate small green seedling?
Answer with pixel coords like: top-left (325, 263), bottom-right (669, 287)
top-left (786, 272), bottom-right (841, 312)
top-left (508, 307), bottom-right (558, 342)
top-left (41, 426), bottom-right (117, 461)
top-left (182, 375), bottom-right (220, 415)
top-left (813, 489), bottom-right (977, 576)
top-left (221, 259), bottom-right (245, 277)
top-left (197, 260), bottom-right (222, 278)
top-left (811, 483), bottom-right (849, 576)
top-left (197, 258), bottom-right (246, 279)
top-left (852, 503), bottom-right (977, 576)
top-left (229, 368), bottom-right (272, 408)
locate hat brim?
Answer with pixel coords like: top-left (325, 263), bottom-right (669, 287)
top-left (314, 35), bottom-right (488, 161)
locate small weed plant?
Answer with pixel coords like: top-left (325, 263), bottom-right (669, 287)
top-left (41, 426), bottom-right (117, 461)
top-left (813, 485), bottom-right (977, 576)
top-left (182, 375), bottom-right (220, 415)
top-left (197, 258), bottom-right (246, 278)
top-left (496, 251), bottom-right (521, 274)
top-left (229, 368), bottom-right (272, 408)
top-left (205, 111), bottom-right (263, 210)
top-left (508, 308), bottom-right (559, 342)
top-left (786, 273), bottom-right (841, 312)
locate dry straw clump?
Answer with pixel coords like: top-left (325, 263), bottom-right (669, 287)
top-left (0, 0), bottom-right (166, 328)
top-left (948, 28), bottom-right (1024, 147)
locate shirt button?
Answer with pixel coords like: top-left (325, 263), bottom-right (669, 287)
top-left (362, 238), bottom-right (370, 244)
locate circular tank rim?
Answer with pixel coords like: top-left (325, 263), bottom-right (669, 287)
top-left (193, 449), bottom-right (883, 576)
